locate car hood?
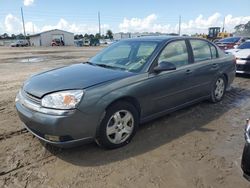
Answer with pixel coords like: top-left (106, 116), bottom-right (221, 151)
top-left (225, 48), bottom-right (240, 55)
top-left (233, 49), bottom-right (250, 58)
top-left (23, 63), bottom-right (134, 98)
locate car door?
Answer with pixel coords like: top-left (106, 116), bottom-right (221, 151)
top-left (187, 39), bottom-right (220, 99)
top-left (142, 39), bottom-right (195, 117)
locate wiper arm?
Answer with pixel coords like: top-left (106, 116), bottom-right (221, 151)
top-left (85, 61), bottom-right (94, 65)
top-left (95, 63), bottom-right (115, 69)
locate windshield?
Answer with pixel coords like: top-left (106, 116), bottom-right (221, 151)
top-left (89, 40), bottom-right (159, 72)
top-left (218, 37), bottom-right (240, 43)
top-left (238, 41), bottom-right (250, 49)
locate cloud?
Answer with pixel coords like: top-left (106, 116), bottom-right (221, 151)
top-left (4, 14), bottom-right (22, 33)
top-left (41, 18), bottom-right (110, 34)
top-left (24, 0), bottom-right (34, 6)
top-left (1, 13), bottom-right (250, 35)
top-left (119, 13), bottom-right (250, 34)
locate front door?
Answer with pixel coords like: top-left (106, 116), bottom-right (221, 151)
top-left (142, 40), bottom-right (195, 117)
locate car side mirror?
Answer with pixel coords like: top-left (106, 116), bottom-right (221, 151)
top-left (153, 61), bottom-right (176, 73)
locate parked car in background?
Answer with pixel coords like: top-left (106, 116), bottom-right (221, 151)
top-left (11, 40), bottom-right (29, 47)
top-left (216, 37), bottom-right (250, 50)
top-left (226, 41), bottom-right (250, 74)
top-left (74, 39), bottom-right (84, 47)
top-left (15, 36), bottom-right (236, 149)
top-left (242, 119), bottom-right (250, 181)
top-left (51, 39), bottom-right (64, 46)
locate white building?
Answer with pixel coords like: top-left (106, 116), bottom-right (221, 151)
top-left (29, 29), bottom-right (74, 47)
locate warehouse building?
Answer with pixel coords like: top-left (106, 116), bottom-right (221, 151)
top-left (29, 29), bottom-right (74, 47)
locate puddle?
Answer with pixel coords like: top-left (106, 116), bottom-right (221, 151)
top-left (20, 57), bottom-right (45, 63)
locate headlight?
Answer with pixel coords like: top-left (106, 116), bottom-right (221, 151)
top-left (41, 90), bottom-right (84, 110)
top-left (245, 119), bottom-right (250, 143)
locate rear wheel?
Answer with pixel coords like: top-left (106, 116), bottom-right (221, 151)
top-left (96, 101), bottom-right (139, 149)
top-left (210, 75), bottom-right (226, 103)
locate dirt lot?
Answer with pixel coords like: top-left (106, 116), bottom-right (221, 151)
top-left (0, 46), bottom-right (250, 188)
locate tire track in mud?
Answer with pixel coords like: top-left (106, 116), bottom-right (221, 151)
top-left (0, 154), bottom-right (57, 177)
top-left (0, 128), bottom-right (28, 141)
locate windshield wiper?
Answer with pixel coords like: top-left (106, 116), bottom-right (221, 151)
top-left (95, 63), bottom-right (117, 69)
top-left (85, 61), bottom-right (94, 65)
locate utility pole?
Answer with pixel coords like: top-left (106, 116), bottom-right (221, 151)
top-left (98, 11), bottom-right (101, 36)
top-left (222, 17), bottom-right (225, 32)
top-left (178, 15), bottom-right (181, 36)
top-left (21, 7), bottom-right (26, 39)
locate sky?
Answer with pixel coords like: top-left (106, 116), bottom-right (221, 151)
top-left (0, 0), bottom-right (250, 35)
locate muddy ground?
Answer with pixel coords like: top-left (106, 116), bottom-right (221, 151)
top-left (0, 46), bottom-right (250, 188)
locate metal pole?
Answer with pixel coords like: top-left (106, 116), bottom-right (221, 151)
top-left (98, 11), bottom-right (101, 36)
top-left (178, 15), bottom-right (181, 36)
top-left (222, 17), bottom-right (225, 32)
top-left (21, 7), bottom-right (26, 39)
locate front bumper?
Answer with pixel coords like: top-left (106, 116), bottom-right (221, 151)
top-left (236, 60), bottom-right (250, 74)
top-left (242, 143), bottom-right (250, 181)
top-left (16, 95), bottom-right (98, 148)
top-left (242, 119), bottom-right (250, 181)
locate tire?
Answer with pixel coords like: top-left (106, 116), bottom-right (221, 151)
top-left (96, 101), bottom-right (139, 149)
top-left (210, 75), bottom-right (226, 103)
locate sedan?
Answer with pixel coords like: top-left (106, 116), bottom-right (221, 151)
top-left (226, 41), bottom-right (250, 74)
top-left (216, 37), bottom-right (250, 50)
top-left (242, 119), bottom-right (250, 181)
top-left (16, 36), bottom-right (236, 149)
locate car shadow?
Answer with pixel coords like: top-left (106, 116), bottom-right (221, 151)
top-left (44, 86), bottom-right (250, 167)
top-left (236, 73), bottom-right (250, 79)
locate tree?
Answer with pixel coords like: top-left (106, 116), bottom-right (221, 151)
top-left (234, 21), bottom-right (250, 35)
top-left (11, 34), bottom-right (16, 39)
top-left (2, 33), bottom-right (9, 38)
top-left (84, 33), bottom-right (89, 38)
top-left (106, 30), bottom-right (113, 39)
top-left (95, 33), bottom-right (101, 39)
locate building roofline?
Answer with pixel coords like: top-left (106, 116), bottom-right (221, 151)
top-left (29, 29), bottom-right (74, 37)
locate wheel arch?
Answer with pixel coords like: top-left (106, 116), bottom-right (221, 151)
top-left (105, 96), bottom-right (141, 118)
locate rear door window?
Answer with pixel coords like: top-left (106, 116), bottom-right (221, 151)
top-left (190, 40), bottom-right (212, 62)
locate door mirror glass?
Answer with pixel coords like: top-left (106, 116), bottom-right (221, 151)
top-left (154, 61), bottom-right (176, 73)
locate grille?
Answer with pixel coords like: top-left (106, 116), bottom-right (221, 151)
top-left (21, 90), bottom-right (41, 104)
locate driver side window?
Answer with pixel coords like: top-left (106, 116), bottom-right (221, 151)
top-left (158, 40), bottom-right (189, 68)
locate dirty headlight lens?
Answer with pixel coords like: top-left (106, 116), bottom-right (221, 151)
top-left (41, 90), bottom-right (84, 110)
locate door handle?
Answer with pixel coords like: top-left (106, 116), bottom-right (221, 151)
top-left (212, 63), bottom-right (218, 68)
top-left (186, 69), bottom-right (192, 75)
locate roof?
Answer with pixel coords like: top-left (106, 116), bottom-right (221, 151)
top-left (29, 29), bottom-right (74, 37)
top-left (121, 35), bottom-right (187, 42)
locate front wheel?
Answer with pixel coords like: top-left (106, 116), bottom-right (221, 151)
top-left (96, 101), bottom-right (139, 149)
top-left (210, 75), bottom-right (226, 103)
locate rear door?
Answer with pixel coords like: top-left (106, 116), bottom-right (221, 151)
top-left (187, 39), bottom-right (220, 99)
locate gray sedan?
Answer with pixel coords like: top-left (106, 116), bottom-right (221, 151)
top-left (16, 36), bottom-right (236, 149)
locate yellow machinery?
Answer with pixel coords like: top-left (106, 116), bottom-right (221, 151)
top-left (196, 27), bottom-right (232, 42)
